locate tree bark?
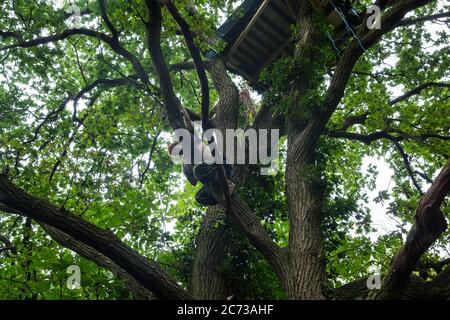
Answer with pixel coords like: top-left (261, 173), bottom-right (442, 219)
top-left (283, 0), bottom-right (326, 300)
top-left (371, 161), bottom-right (450, 299)
top-left (40, 223), bottom-right (152, 300)
top-left (0, 175), bottom-right (190, 300)
top-left (190, 207), bottom-right (229, 299)
top-left (335, 272), bottom-right (450, 300)
top-left (284, 156), bottom-right (326, 299)
top-left (190, 58), bottom-right (240, 299)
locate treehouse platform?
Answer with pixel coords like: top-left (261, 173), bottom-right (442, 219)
top-left (216, 0), bottom-right (352, 86)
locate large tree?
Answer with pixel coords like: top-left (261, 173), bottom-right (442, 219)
top-left (0, 0), bottom-right (449, 300)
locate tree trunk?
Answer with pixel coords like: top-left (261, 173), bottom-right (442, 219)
top-left (281, 0), bottom-right (326, 299)
top-left (190, 207), bottom-right (229, 299)
top-left (190, 58), bottom-right (240, 299)
top-left (285, 151), bottom-right (326, 299)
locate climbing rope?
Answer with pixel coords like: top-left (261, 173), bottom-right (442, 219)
top-left (327, 30), bottom-right (343, 55)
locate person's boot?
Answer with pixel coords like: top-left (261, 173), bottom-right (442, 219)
top-left (195, 186), bottom-right (219, 206)
top-left (193, 163), bottom-right (217, 184)
top-left (183, 164), bottom-right (198, 186)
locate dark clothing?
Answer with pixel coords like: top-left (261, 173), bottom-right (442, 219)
top-left (193, 163), bottom-right (234, 206)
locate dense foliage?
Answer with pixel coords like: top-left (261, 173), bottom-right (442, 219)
top-left (0, 0), bottom-right (449, 299)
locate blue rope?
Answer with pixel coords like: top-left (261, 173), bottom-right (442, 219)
top-left (327, 31), bottom-right (341, 55)
top-left (329, 0), bottom-right (367, 52)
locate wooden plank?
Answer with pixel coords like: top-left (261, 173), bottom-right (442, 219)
top-left (246, 29), bottom-right (277, 53)
top-left (240, 32), bottom-right (273, 57)
top-left (259, 12), bottom-right (290, 39)
top-left (236, 41), bottom-right (266, 65)
top-left (229, 49), bottom-right (260, 71)
top-left (228, 0), bottom-right (271, 57)
top-left (251, 37), bottom-right (290, 82)
top-left (252, 18), bottom-right (285, 44)
top-left (268, 0), bottom-right (295, 24)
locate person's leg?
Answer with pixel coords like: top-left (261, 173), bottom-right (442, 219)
top-left (195, 186), bottom-right (219, 206)
top-left (224, 163), bottom-right (234, 179)
top-left (193, 163), bottom-right (235, 206)
top-left (207, 170), bottom-right (235, 200)
top-left (193, 163), bottom-right (217, 184)
top-left (183, 164), bottom-right (198, 186)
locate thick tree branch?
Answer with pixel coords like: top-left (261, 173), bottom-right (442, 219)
top-left (335, 272), bottom-right (450, 300)
top-left (371, 160), bottom-right (450, 299)
top-left (145, 0), bottom-right (185, 130)
top-left (0, 176), bottom-right (191, 299)
top-left (397, 11), bottom-right (450, 27)
top-left (0, 30), bottom-right (23, 42)
top-left (98, 0), bottom-right (119, 38)
top-left (327, 129), bottom-right (450, 144)
top-left (291, 0), bottom-right (434, 161)
top-left (389, 82), bottom-right (450, 105)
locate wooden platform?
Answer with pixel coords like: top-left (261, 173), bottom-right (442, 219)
top-left (215, 0), bottom-right (349, 86)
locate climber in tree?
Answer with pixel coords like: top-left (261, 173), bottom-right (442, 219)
top-left (168, 139), bottom-right (235, 206)
top-left (168, 110), bottom-right (235, 206)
